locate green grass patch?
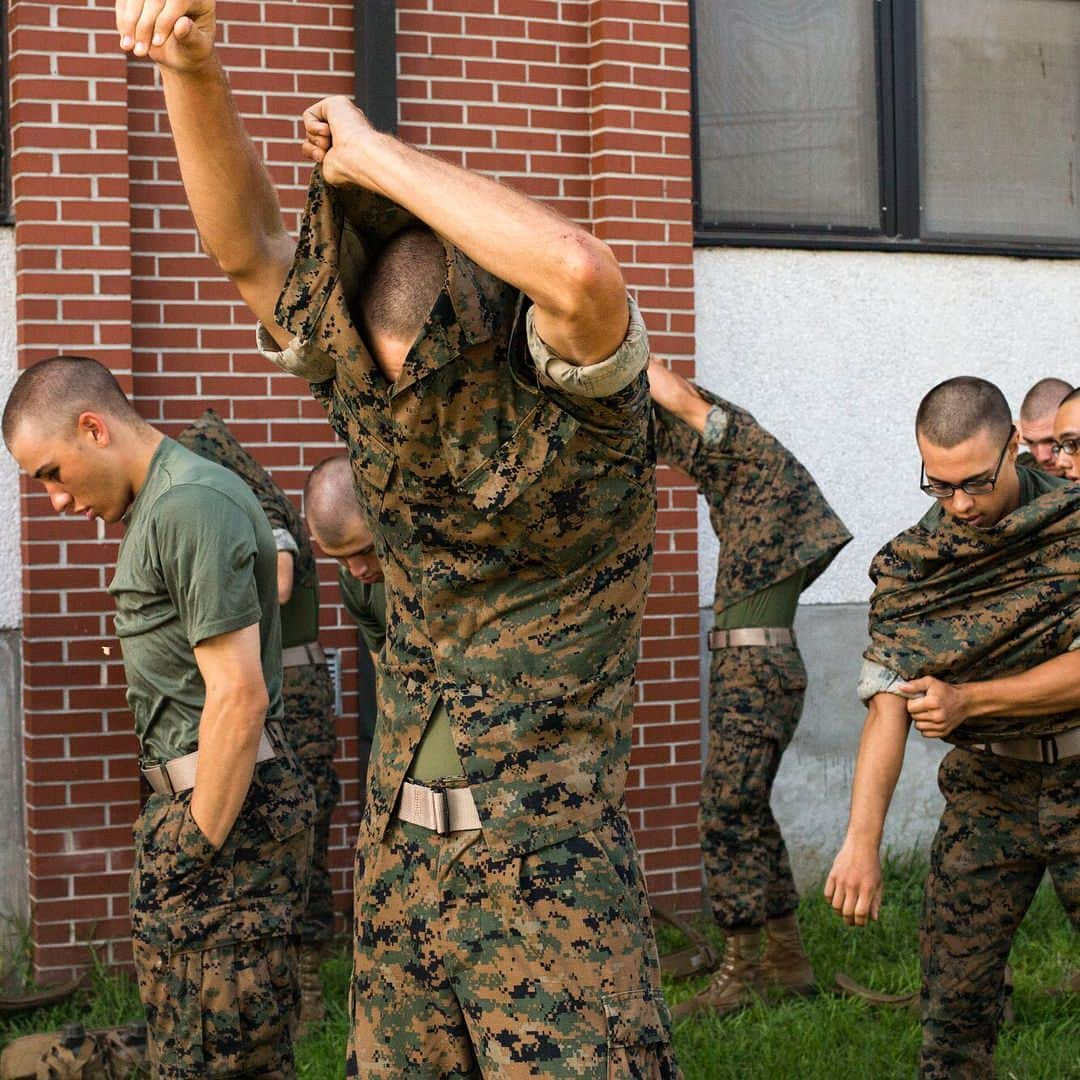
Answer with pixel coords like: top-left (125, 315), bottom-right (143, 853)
top-left (2, 855), bottom-right (1076, 1078)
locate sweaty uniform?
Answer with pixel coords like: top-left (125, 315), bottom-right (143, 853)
top-left (110, 437), bottom-right (314, 1078)
top-left (178, 410), bottom-right (339, 946)
top-left (257, 168), bottom-right (679, 1078)
top-left (861, 466), bottom-right (1080, 1079)
top-left (652, 388), bottom-right (850, 932)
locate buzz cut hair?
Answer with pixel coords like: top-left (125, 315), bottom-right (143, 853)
top-left (2, 354), bottom-right (139, 449)
top-left (915, 376), bottom-right (1013, 449)
top-left (1058, 386), bottom-right (1080, 409)
top-left (359, 226), bottom-right (447, 347)
top-left (304, 455), bottom-right (372, 550)
top-left (1020, 377), bottom-right (1072, 421)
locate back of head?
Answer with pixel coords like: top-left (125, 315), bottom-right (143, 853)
top-left (2, 354), bottom-right (139, 449)
top-left (305, 455), bottom-right (370, 549)
top-left (916, 376), bottom-right (1013, 449)
top-left (359, 227), bottom-right (447, 348)
top-left (1021, 377), bottom-right (1072, 421)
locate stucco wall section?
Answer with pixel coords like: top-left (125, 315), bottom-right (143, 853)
top-left (694, 246), bottom-right (1080, 606)
top-left (0, 229), bottom-right (19, 630)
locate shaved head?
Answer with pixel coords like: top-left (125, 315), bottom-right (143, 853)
top-left (359, 227), bottom-right (446, 348)
top-left (305, 455), bottom-right (371, 550)
top-left (2, 355), bottom-right (140, 449)
top-left (916, 377), bottom-right (1013, 449)
top-left (1021, 378), bottom-right (1072, 421)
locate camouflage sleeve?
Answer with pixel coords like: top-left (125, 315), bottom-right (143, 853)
top-left (272, 527), bottom-right (299, 555)
top-left (526, 294), bottom-right (648, 399)
top-left (857, 658), bottom-right (909, 704)
top-left (702, 405), bottom-right (730, 447)
top-left (255, 322), bottom-right (336, 383)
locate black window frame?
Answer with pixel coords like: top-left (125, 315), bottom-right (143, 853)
top-left (353, 0), bottom-right (397, 136)
top-left (691, 0), bottom-right (1080, 260)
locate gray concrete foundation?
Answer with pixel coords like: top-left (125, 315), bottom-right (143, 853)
top-left (0, 631), bottom-right (27, 991)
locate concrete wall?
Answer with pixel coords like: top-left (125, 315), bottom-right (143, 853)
top-left (689, 245), bottom-right (1080, 883)
top-left (1, 228), bottom-right (19, 629)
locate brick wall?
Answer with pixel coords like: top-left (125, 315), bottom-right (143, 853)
top-left (11, 0), bottom-right (698, 980)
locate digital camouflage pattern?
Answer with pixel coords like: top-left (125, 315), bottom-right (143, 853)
top-left (866, 466), bottom-right (1080, 743)
top-left (651, 386), bottom-right (851, 614)
top-left (702, 646), bottom-right (805, 930)
top-left (919, 748), bottom-right (1080, 1079)
top-left (267, 167), bottom-right (656, 865)
top-left (177, 410), bottom-right (339, 944)
top-left (260, 166), bottom-right (673, 1069)
top-left (347, 809), bottom-right (678, 1078)
top-left (130, 752), bottom-right (315, 1077)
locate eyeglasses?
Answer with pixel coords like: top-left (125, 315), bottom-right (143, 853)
top-left (920, 427), bottom-right (1014, 499)
top-left (1052, 438), bottom-right (1080, 459)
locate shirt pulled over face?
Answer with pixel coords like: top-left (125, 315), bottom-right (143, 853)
top-left (109, 438), bottom-right (283, 764)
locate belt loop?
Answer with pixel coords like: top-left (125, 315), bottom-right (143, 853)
top-left (1041, 736), bottom-right (1059, 765)
top-left (432, 788), bottom-right (450, 836)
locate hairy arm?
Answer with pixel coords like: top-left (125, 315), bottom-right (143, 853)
top-left (301, 97), bottom-right (629, 366)
top-left (117, 0), bottom-right (294, 344)
top-left (824, 692), bottom-right (911, 926)
top-left (647, 358), bottom-right (712, 433)
top-left (902, 649), bottom-right (1080, 738)
top-left (190, 623), bottom-right (269, 847)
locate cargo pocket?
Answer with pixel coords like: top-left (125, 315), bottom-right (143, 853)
top-left (603, 987), bottom-right (673, 1079)
top-left (253, 759), bottom-right (317, 843)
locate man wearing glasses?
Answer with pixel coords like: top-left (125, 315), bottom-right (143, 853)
top-left (826, 376), bottom-right (1080, 1079)
top-left (1052, 388), bottom-right (1080, 484)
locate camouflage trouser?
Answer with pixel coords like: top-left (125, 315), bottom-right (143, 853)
top-left (282, 660), bottom-right (340, 944)
top-left (920, 747), bottom-right (1080, 1079)
top-left (346, 803), bottom-right (681, 1078)
top-left (701, 644), bottom-right (806, 930)
top-left (130, 752), bottom-right (316, 1078)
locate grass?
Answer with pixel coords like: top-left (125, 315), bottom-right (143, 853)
top-left (2, 855), bottom-right (1076, 1079)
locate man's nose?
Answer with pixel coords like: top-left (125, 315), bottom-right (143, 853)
top-left (951, 489), bottom-right (975, 514)
top-left (46, 486), bottom-right (72, 513)
top-left (1035, 444), bottom-right (1055, 463)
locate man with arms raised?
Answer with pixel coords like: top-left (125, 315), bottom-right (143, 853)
top-left (3, 357), bottom-right (314, 1077)
top-left (827, 376), bottom-right (1080, 1078)
top-left (117, 2), bottom-right (678, 1075)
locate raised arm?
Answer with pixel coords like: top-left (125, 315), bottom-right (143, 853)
top-left (300, 97), bottom-right (629, 366)
top-left (825, 692), bottom-right (911, 926)
top-left (116, 0), bottom-right (294, 344)
top-left (190, 622), bottom-right (269, 847)
top-left (647, 357), bottom-right (712, 433)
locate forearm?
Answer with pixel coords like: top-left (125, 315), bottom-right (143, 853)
top-left (843, 695), bottom-right (911, 849)
top-left (190, 687), bottom-right (266, 847)
top-left (339, 132), bottom-right (627, 362)
top-left (961, 651), bottom-right (1080, 719)
top-left (648, 360), bottom-right (711, 434)
top-left (161, 59), bottom-right (293, 336)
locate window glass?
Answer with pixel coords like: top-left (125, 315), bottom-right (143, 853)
top-left (920, 0), bottom-right (1080, 242)
top-left (695, 0), bottom-right (880, 229)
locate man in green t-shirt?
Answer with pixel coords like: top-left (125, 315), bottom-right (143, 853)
top-left (177, 410), bottom-right (339, 1031)
top-left (3, 356), bottom-right (315, 1078)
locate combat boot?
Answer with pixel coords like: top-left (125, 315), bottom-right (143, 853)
top-left (761, 912), bottom-right (816, 998)
top-left (671, 928), bottom-right (762, 1020)
top-left (296, 945), bottom-right (326, 1036)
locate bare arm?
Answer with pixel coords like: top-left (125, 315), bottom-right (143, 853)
top-left (824, 692), bottom-right (911, 926)
top-left (190, 622), bottom-right (269, 847)
top-left (276, 551), bottom-right (295, 606)
top-left (902, 649), bottom-right (1080, 739)
top-left (116, 0), bottom-right (294, 344)
top-left (301, 97), bottom-right (629, 366)
top-left (647, 357), bottom-right (712, 433)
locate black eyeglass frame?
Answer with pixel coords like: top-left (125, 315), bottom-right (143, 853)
top-left (1051, 437), bottom-right (1080, 459)
top-left (919, 427), bottom-right (1015, 499)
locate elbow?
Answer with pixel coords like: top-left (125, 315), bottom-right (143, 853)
top-left (553, 235), bottom-right (627, 327)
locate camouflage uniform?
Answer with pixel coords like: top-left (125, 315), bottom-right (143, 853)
top-left (257, 169), bottom-right (679, 1077)
top-left (178, 411), bottom-right (340, 945)
top-left (110, 438), bottom-right (315, 1077)
top-left (862, 466), bottom-right (1080, 1077)
top-left (652, 391), bottom-right (850, 930)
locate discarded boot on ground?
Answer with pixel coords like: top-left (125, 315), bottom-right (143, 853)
top-left (672, 928), bottom-right (762, 1020)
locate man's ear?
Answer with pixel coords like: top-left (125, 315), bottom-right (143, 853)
top-left (76, 411), bottom-right (111, 447)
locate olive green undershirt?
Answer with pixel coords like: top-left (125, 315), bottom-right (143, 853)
top-left (714, 567), bottom-right (807, 630)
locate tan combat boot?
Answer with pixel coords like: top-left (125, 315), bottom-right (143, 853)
top-left (761, 913), bottom-right (816, 998)
top-left (671, 928), bottom-right (762, 1020)
top-left (296, 945), bottom-right (326, 1037)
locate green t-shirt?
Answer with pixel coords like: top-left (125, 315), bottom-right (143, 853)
top-left (337, 569), bottom-right (387, 654)
top-left (715, 568), bottom-right (807, 630)
top-left (109, 438), bottom-right (283, 764)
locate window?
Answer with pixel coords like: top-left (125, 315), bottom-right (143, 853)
top-left (692, 0), bottom-right (1080, 256)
